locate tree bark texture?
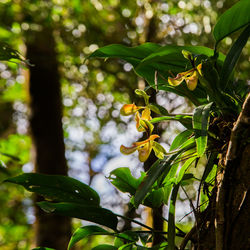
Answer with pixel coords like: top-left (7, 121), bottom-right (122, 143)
top-left (26, 27), bottom-right (71, 250)
top-left (192, 93), bottom-right (250, 250)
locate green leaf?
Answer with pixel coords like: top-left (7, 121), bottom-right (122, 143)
top-left (135, 45), bottom-right (225, 92)
top-left (201, 152), bottom-right (218, 184)
top-left (134, 152), bottom-right (181, 208)
top-left (152, 141), bottom-right (166, 160)
top-left (213, 0), bottom-right (250, 43)
top-left (68, 225), bottom-right (110, 250)
top-left (118, 243), bottom-right (134, 250)
top-left (108, 168), bottom-right (146, 195)
top-left (147, 103), bottom-right (169, 116)
top-left (5, 173), bottom-right (100, 206)
top-left (92, 245), bottom-right (118, 250)
top-left (88, 43), bottom-right (161, 68)
top-left (144, 188), bottom-right (164, 208)
top-left (220, 24), bottom-right (250, 90)
top-left (168, 184), bottom-right (179, 250)
top-left (162, 159), bottom-right (180, 204)
top-left (177, 156), bottom-right (197, 184)
top-left (37, 202), bottom-right (118, 230)
top-left (170, 130), bottom-right (193, 151)
top-left (151, 115), bottom-right (193, 130)
top-left (192, 102), bottom-right (213, 157)
top-left (32, 248), bottom-right (55, 250)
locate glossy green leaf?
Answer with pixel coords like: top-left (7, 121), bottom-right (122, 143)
top-left (193, 103), bottom-right (213, 157)
top-left (92, 245), bottom-right (118, 250)
top-left (135, 45), bottom-right (225, 88)
top-left (213, 0), bottom-right (250, 43)
top-left (68, 225), bottom-right (110, 250)
top-left (168, 184), bottom-right (179, 250)
top-left (88, 43), bottom-right (161, 68)
top-left (5, 173), bottom-right (100, 206)
top-left (37, 202), bottom-right (118, 230)
top-left (170, 130), bottom-right (193, 151)
top-left (108, 168), bottom-right (145, 195)
top-left (220, 24), bottom-right (250, 90)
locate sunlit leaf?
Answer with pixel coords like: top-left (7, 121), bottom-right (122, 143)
top-left (213, 0), bottom-right (250, 43)
top-left (177, 156), bottom-right (197, 183)
top-left (170, 130), bottom-right (193, 151)
top-left (109, 167), bottom-right (145, 195)
top-left (193, 103), bottom-right (213, 157)
top-left (68, 225), bottom-right (110, 250)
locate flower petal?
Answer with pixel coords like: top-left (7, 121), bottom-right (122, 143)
top-left (168, 75), bottom-right (185, 86)
top-left (120, 144), bottom-right (137, 155)
top-left (196, 63), bottom-right (202, 76)
top-left (141, 108), bottom-right (152, 120)
top-left (137, 141), bottom-right (152, 162)
top-left (185, 71), bottom-right (198, 91)
top-left (120, 104), bottom-right (143, 116)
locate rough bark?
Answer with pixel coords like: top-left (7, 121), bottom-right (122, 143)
top-left (187, 94), bottom-right (250, 250)
top-left (26, 27), bottom-right (71, 249)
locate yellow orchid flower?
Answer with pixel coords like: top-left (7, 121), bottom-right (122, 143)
top-left (168, 63), bottom-right (202, 91)
top-left (120, 103), bottom-right (144, 116)
top-left (135, 107), bottom-right (153, 134)
top-left (120, 134), bottom-right (166, 162)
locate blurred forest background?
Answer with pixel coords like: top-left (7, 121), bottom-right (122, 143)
top-left (0, 0), bottom-right (249, 249)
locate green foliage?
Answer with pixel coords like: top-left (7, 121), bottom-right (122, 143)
top-left (5, 173), bottom-right (100, 206)
top-left (193, 102), bottom-right (213, 157)
top-left (213, 0), bottom-right (250, 44)
top-left (2, 0), bottom-right (249, 249)
top-left (68, 225), bottom-right (110, 250)
top-left (108, 167), bottom-right (145, 195)
top-left (37, 202), bottom-right (118, 231)
top-left (219, 24), bottom-right (250, 90)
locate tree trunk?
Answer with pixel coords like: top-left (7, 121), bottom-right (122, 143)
top-left (26, 27), bottom-right (71, 250)
top-left (186, 94), bottom-right (250, 250)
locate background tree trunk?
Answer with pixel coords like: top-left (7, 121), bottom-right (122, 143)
top-left (26, 27), bottom-right (71, 250)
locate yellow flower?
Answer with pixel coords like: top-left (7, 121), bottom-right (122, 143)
top-left (120, 134), bottom-right (166, 162)
top-left (168, 63), bottom-right (202, 91)
top-left (135, 107), bottom-right (153, 134)
top-left (120, 104), bottom-right (144, 116)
